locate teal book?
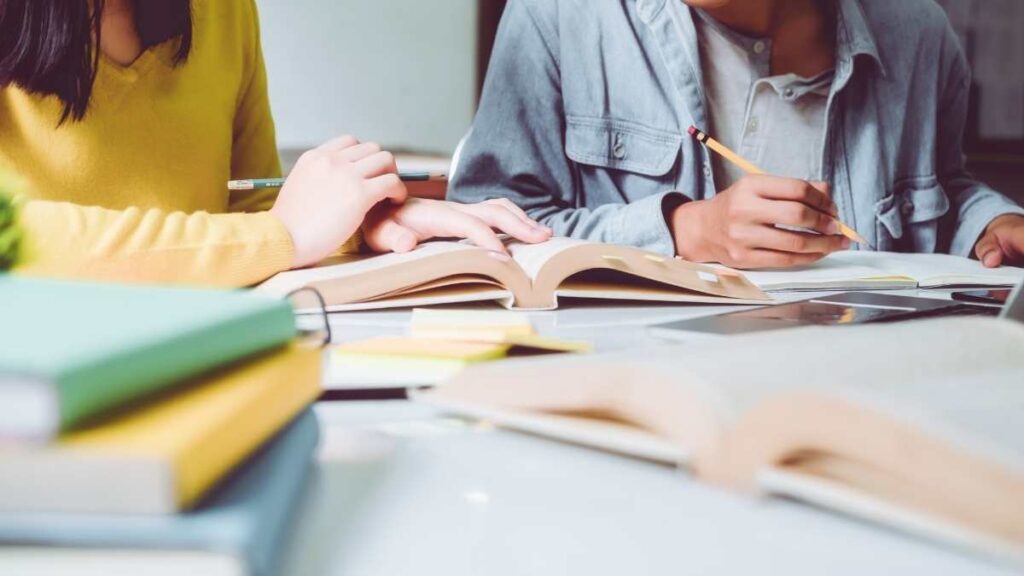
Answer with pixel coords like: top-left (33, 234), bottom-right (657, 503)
top-left (0, 276), bottom-right (296, 441)
top-left (0, 408), bottom-right (318, 576)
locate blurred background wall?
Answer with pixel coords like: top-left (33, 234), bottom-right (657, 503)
top-left (256, 0), bottom-right (480, 156)
top-left (935, 0), bottom-right (1024, 204)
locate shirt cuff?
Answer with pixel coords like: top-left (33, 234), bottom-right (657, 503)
top-left (258, 211), bottom-right (298, 272)
top-left (336, 229), bottom-right (365, 255)
top-left (952, 200), bottom-right (1024, 258)
top-left (611, 191), bottom-right (687, 257)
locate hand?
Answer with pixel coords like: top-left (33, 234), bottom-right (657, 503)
top-left (671, 175), bottom-right (851, 269)
top-left (361, 198), bottom-right (553, 256)
top-left (270, 136), bottom-right (407, 268)
top-left (974, 214), bottom-right (1024, 268)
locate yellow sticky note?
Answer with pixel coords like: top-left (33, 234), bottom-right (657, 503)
top-left (335, 337), bottom-right (510, 363)
top-left (502, 334), bottom-right (594, 353)
top-left (410, 308), bottom-right (535, 339)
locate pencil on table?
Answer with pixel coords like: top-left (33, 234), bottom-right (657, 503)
top-left (227, 171), bottom-right (448, 191)
top-left (687, 126), bottom-right (868, 246)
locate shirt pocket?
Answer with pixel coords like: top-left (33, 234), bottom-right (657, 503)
top-left (874, 176), bottom-right (950, 253)
top-left (564, 115), bottom-right (682, 201)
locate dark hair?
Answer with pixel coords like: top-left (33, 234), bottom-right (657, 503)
top-left (0, 0), bottom-right (192, 123)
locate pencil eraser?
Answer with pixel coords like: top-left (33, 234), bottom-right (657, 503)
top-left (687, 126), bottom-right (698, 137)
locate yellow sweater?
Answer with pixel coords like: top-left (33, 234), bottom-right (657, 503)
top-left (0, 0), bottom-right (345, 287)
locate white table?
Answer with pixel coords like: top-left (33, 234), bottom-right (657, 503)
top-left (279, 296), bottom-right (1017, 576)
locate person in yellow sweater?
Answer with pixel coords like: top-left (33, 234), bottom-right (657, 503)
top-left (0, 0), bottom-right (551, 288)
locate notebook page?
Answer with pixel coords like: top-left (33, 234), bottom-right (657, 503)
top-left (843, 252), bottom-right (1024, 288)
top-left (723, 255), bottom-right (913, 292)
top-left (507, 238), bottom-right (589, 280)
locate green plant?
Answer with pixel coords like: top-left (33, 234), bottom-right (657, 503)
top-left (0, 190), bottom-right (20, 271)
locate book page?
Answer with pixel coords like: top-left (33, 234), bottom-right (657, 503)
top-left (847, 368), bottom-right (1024, 473)
top-left (507, 238), bottom-right (590, 281)
top-left (643, 318), bottom-right (1024, 427)
top-left (757, 462), bottom-right (1024, 564)
top-left (746, 364), bottom-right (1024, 563)
top-left (418, 347), bottom-right (726, 464)
top-left (323, 285), bottom-right (512, 313)
top-left (426, 317), bottom-right (1024, 453)
top-left (255, 241), bottom-right (480, 297)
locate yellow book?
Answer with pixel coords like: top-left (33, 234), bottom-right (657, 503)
top-left (0, 344), bottom-right (322, 515)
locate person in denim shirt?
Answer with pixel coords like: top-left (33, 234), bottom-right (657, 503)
top-left (450, 0), bottom-right (1024, 269)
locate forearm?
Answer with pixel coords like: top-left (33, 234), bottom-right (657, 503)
top-left (533, 192), bottom-right (684, 256)
top-left (452, 175), bottom-right (683, 255)
top-left (15, 200), bottom-right (297, 288)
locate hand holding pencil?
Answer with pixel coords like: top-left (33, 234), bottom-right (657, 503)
top-left (668, 126), bottom-right (863, 270)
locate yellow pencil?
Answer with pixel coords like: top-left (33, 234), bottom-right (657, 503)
top-left (687, 126), bottom-right (868, 245)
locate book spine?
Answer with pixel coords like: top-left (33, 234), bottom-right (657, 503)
top-left (174, 346), bottom-right (322, 509)
top-left (243, 409), bottom-right (320, 576)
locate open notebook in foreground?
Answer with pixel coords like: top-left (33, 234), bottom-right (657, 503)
top-left (415, 318), bottom-right (1024, 565)
top-left (256, 238), bottom-right (769, 311)
top-left (735, 251), bottom-right (1024, 292)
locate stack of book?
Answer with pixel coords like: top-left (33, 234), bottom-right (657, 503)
top-left (0, 277), bottom-right (323, 576)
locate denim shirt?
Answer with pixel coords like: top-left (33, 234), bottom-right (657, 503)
top-left (450, 0), bottom-right (1024, 258)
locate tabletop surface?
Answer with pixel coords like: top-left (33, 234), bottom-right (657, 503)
top-left (279, 293), bottom-right (1017, 576)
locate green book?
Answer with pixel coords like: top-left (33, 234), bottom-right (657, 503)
top-left (0, 276), bottom-right (296, 441)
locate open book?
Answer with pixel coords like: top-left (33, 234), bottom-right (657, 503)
top-left (734, 251), bottom-right (1024, 292)
top-left (256, 238), bottom-right (769, 311)
top-left (415, 318), bottom-right (1024, 564)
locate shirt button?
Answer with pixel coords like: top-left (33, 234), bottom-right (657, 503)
top-left (783, 87), bottom-right (796, 99)
top-left (703, 164), bottom-right (712, 178)
top-left (612, 134), bottom-right (626, 159)
top-left (901, 200), bottom-right (915, 217)
top-left (753, 41), bottom-right (767, 55)
top-left (747, 117), bottom-right (760, 133)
